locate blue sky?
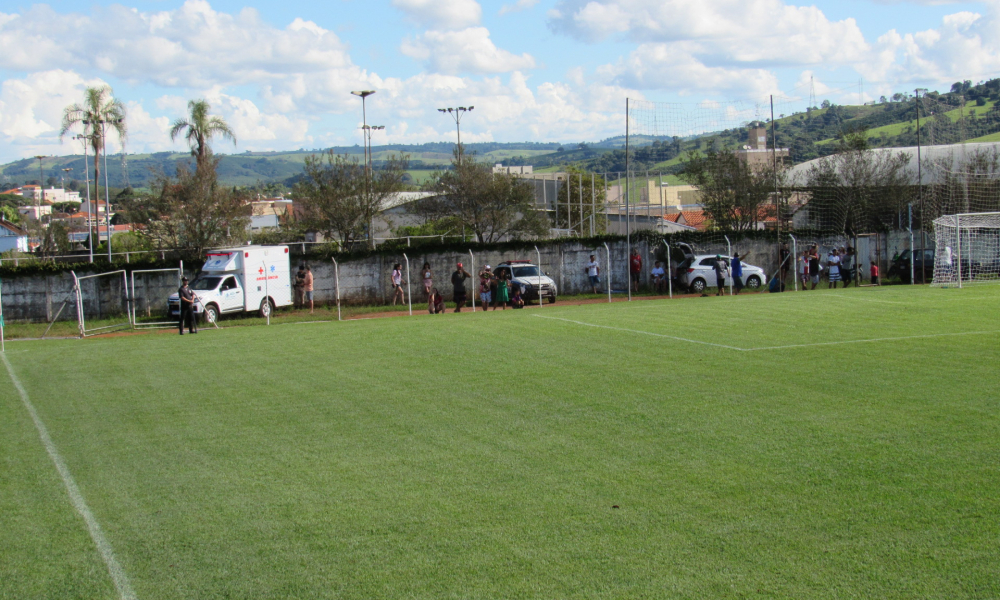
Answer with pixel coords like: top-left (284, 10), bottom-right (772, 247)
top-left (1, 0), bottom-right (998, 163)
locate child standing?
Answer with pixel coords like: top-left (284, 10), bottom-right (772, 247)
top-left (870, 262), bottom-right (879, 285)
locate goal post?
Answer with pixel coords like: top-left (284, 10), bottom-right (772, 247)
top-left (130, 267), bottom-right (182, 329)
top-left (73, 270), bottom-right (132, 337)
top-left (932, 212), bottom-right (1000, 287)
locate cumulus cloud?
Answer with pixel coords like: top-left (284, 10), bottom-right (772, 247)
top-left (392, 0), bottom-right (482, 30)
top-left (499, 0), bottom-right (540, 16)
top-left (547, 0), bottom-right (869, 66)
top-left (401, 28), bottom-right (537, 74)
top-left (0, 1), bottom-right (353, 89)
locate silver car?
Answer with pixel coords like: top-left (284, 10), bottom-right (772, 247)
top-left (676, 253), bottom-right (766, 294)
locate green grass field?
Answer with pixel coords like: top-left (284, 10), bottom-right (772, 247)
top-left (2, 285), bottom-right (999, 599)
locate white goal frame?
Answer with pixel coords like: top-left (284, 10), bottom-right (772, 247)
top-left (932, 211), bottom-right (1000, 288)
top-left (130, 267), bottom-right (183, 330)
top-left (73, 270), bottom-right (132, 337)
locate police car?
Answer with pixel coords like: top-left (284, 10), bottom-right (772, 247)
top-left (493, 260), bottom-right (558, 304)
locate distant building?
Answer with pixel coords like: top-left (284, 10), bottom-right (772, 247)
top-left (19, 185), bottom-right (81, 203)
top-left (0, 216), bottom-right (29, 252)
top-left (736, 126), bottom-right (789, 169)
top-left (493, 164), bottom-right (534, 175)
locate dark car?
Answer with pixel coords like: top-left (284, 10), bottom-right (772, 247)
top-left (890, 248), bottom-right (935, 284)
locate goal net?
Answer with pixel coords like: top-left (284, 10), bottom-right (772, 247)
top-left (73, 270), bottom-right (132, 336)
top-left (130, 268), bottom-right (182, 329)
top-left (931, 212), bottom-right (1000, 286)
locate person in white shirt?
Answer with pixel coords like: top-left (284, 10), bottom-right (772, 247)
top-left (391, 263), bottom-right (405, 305)
top-left (650, 261), bottom-right (666, 293)
top-left (584, 254), bottom-right (601, 293)
top-left (827, 249), bottom-right (842, 289)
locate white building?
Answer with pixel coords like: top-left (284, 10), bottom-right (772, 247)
top-left (0, 216), bottom-right (29, 253)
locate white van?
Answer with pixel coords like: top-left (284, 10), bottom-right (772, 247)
top-left (169, 245), bottom-right (293, 322)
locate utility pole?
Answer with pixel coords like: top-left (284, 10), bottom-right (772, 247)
top-left (915, 88), bottom-right (927, 283)
top-left (33, 155), bottom-right (46, 214)
top-left (351, 90), bottom-right (376, 248)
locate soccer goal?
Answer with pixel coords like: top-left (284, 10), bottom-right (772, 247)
top-left (931, 212), bottom-right (1000, 287)
top-left (130, 267), bottom-right (183, 329)
top-left (73, 270), bottom-right (132, 337)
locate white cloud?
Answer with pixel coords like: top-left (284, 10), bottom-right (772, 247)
top-left (401, 28), bottom-right (537, 74)
top-left (392, 0), bottom-right (482, 30)
top-left (547, 0), bottom-right (869, 66)
top-left (499, 0), bottom-right (540, 16)
top-left (0, 1), bottom-right (354, 89)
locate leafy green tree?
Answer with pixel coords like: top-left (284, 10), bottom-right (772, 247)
top-left (147, 157), bottom-right (251, 255)
top-left (428, 147), bottom-right (548, 243)
top-left (294, 151), bottom-right (409, 248)
top-left (170, 99), bottom-right (237, 168)
top-left (681, 147), bottom-right (786, 232)
top-left (60, 86), bottom-right (127, 220)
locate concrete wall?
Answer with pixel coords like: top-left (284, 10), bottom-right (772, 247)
top-left (0, 231), bottom-right (931, 322)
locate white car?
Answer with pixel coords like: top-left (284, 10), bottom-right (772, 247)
top-left (676, 254), bottom-right (766, 294)
top-left (494, 260), bottom-right (557, 303)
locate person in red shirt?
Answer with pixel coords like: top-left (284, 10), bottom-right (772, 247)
top-left (870, 262), bottom-right (879, 285)
top-left (629, 248), bottom-right (642, 292)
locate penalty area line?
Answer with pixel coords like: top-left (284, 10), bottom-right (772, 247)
top-left (531, 315), bottom-right (746, 351)
top-left (533, 314), bottom-right (1000, 353)
top-left (1, 353), bottom-right (137, 600)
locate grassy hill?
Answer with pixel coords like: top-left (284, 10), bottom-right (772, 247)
top-left (4, 79), bottom-right (1000, 191)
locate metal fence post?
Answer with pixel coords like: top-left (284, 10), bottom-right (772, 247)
top-left (331, 257), bottom-right (341, 321)
top-left (403, 253), bottom-right (412, 315)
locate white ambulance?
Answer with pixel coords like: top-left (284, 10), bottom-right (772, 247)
top-left (169, 245), bottom-right (293, 323)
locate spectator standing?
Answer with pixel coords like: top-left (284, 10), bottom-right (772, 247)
top-left (451, 262), bottom-right (471, 312)
top-left (731, 253), bottom-right (744, 294)
top-left (178, 277), bottom-right (198, 335)
top-left (798, 250), bottom-right (809, 291)
top-left (493, 269), bottom-right (511, 310)
top-left (303, 265), bottom-right (314, 313)
top-left (827, 249), bottom-right (842, 289)
top-left (870, 262), bottom-right (879, 285)
top-left (421, 262), bottom-right (433, 298)
top-left (585, 254), bottom-right (601, 293)
top-left (779, 244), bottom-right (791, 284)
top-left (712, 254), bottom-right (728, 297)
top-left (651, 261), bottom-right (666, 293)
top-left (294, 264), bottom-right (306, 308)
top-left (391, 263), bottom-right (405, 305)
top-left (478, 265), bottom-right (494, 311)
top-left (629, 248), bottom-right (642, 292)
top-left (809, 248), bottom-right (821, 290)
top-left (841, 246), bottom-right (855, 287)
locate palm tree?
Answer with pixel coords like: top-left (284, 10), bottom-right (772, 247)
top-left (60, 85), bottom-right (127, 251)
top-left (169, 99), bottom-right (237, 167)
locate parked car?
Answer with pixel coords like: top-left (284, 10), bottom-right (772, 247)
top-left (890, 248), bottom-right (935, 284)
top-left (494, 260), bottom-right (557, 303)
top-left (672, 243), bottom-right (766, 293)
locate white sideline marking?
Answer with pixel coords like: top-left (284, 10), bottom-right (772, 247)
top-left (823, 293), bottom-right (905, 304)
top-left (1, 353), bottom-right (137, 600)
top-left (531, 315), bottom-right (746, 350)
top-left (532, 314), bottom-right (1000, 352)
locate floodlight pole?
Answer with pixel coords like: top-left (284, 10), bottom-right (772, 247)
top-left (34, 155), bottom-right (45, 213)
top-left (331, 257), bottom-right (341, 321)
top-left (789, 234), bottom-right (798, 292)
top-left (75, 134), bottom-right (94, 262)
top-left (663, 240), bottom-right (672, 298)
top-left (603, 242), bottom-right (612, 303)
top-left (438, 106), bottom-right (474, 166)
top-left (908, 204), bottom-right (915, 285)
top-left (725, 235), bottom-right (733, 296)
top-left (352, 90), bottom-right (376, 248)
top-left (403, 252), bottom-right (412, 315)
top-left (469, 249), bottom-right (475, 312)
top-left (534, 245), bottom-right (544, 308)
top-left (955, 214), bottom-right (962, 288)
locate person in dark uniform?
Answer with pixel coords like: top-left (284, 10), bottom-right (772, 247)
top-left (178, 277), bottom-right (198, 335)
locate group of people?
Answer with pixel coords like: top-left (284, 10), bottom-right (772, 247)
top-left (294, 265), bottom-right (314, 312)
top-left (419, 262), bottom-right (526, 315)
top-left (796, 245), bottom-right (877, 289)
top-left (586, 251), bottom-right (671, 294)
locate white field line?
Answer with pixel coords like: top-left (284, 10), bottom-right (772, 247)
top-left (1, 353), bottom-right (137, 600)
top-left (531, 315), bottom-right (746, 350)
top-left (532, 314), bottom-right (1000, 352)
top-left (822, 293), bottom-right (906, 304)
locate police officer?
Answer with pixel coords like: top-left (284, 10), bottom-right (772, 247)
top-left (178, 277), bottom-right (198, 335)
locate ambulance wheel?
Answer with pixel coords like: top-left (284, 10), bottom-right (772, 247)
top-left (203, 304), bottom-right (219, 324)
top-left (259, 298), bottom-right (273, 319)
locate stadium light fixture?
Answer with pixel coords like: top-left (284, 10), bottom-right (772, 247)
top-left (438, 106), bottom-right (474, 165)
